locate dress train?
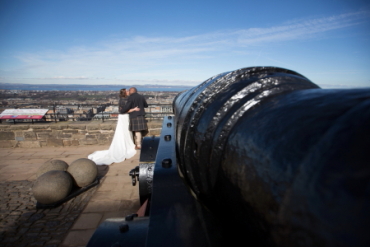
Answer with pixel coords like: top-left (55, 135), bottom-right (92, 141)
top-left (88, 114), bottom-right (136, 165)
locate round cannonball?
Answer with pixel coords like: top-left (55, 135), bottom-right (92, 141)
top-left (32, 170), bottom-right (73, 204)
top-left (67, 158), bottom-right (97, 187)
top-left (36, 159), bottom-right (69, 178)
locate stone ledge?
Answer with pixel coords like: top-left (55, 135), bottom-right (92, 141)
top-left (10, 125), bottom-right (29, 130)
top-left (99, 124), bottom-right (114, 130)
top-left (68, 124), bottom-right (87, 130)
top-left (86, 125), bottom-right (100, 130)
top-left (31, 124), bottom-right (50, 129)
top-left (0, 119), bottom-right (162, 148)
top-left (50, 124), bottom-right (69, 130)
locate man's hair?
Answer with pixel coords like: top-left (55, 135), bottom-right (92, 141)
top-left (130, 87), bottom-right (138, 93)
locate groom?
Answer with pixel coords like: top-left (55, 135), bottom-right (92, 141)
top-left (121, 87), bottom-right (148, 150)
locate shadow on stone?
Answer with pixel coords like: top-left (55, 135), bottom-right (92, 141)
top-left (36, 178), bottom-right (99, 209)
top-left (0, 180), bottom-right (98, 247)
top-left (96, 165), bottom-right (109, 179)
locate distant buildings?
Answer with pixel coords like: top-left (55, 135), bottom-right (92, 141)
top-left (0, 89), bottom-right (176, 122)
top-left (147, 105), bottom-right (173, 113)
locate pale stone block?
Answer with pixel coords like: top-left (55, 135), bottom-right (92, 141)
top-left (118, 199), bottom-right (141, 213)
top-left (71, 140), bottom-right (79, 146)
top-left (63, 129), bottom-right (79, 134)
top-left (100, 211), bottom-right (126, 224)
top-left (36, 133), bottom-right (51, 139)
top-left (24, 131), bottom-right (37, 140)
top-left (50, 124), bottom-right (63, 130)
top-left (89, 190), bottom-right (124, 202)
top-left (62, 229), bottom-right (96, 246)
top-left (0, 131), bottom-right (15, 140)
top-left (46, 138), bottom-right (64, 147)
top-left (97, 138), bottom-right (111, 145)
top-left (86, 134), bottom-right (96, 140)
top-left (102, 176), bottom-right (124, 184)
top-left (99, 124), bottom-right (114, 130)
top-left (148, 129), bottom-right (161, 136)
top-left (58, 133), bottom-right (72, 138)
top-left (72, 213), bottom-right (103, 229)
top-left (87, 130), bottom-right (101, 134)
top-left (71, 134), bottom-right (85, 139)
top-left (11, 172), bottom-right (37, 181)
top-left (63, 140), bottom-right (72, 146)
top-left (0, 140), bottom-right (17, 148)
top-left (86, 125), bottom-right (100, 130)
top-left (80, 139), bottom-right (98, 145)
top-left (0, 173), bottom-right (14, 181)
top-left (83, 200), bottom-right (121, 213)
top-left (96, 182), bottom-right (119, 192)
top-left (17, 141), bottom-right (41, 148)
top-left (34, 129), bottom-right (52, 132)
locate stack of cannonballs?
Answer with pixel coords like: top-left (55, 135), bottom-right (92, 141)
top-left (32, 158), bottom-right (98, 205)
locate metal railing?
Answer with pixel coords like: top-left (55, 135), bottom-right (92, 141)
top-left (17, 104), bottom-right (174, 123)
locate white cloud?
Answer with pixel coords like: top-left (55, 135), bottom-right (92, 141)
top-left (4, 10), bottom-right (370, 86)
top-left (235, 11), bottom-right (369, 45)
top-left (42, 76), bottom-right (89, 80)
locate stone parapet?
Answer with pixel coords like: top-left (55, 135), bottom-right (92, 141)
top-left (0, 119), bottom-right (163, 148)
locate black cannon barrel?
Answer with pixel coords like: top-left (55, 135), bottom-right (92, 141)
top-left (173, 67), bottom-right (370, 246)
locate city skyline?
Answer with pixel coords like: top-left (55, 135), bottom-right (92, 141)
top-left (1, 0), bottom-right (370, 89)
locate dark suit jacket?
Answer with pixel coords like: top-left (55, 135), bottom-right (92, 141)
top-left (120, 92), bottom-right (148, 117)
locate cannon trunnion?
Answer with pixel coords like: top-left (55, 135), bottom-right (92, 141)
top-left (87, 67), bottom-right (370, 247)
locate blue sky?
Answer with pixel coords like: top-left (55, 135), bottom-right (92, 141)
top-left (0, 0), bottom-right (369, 88)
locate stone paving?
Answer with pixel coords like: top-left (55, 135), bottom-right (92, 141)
top-left (0, 146), bottom-right (141, 247)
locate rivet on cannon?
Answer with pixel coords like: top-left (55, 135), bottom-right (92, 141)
top-left (119, 223), bottom-right (129, 233)
top-left (162, 158), bottom-right (172, 168)
top-left (167, 122), bottom-right (172, 127)
top-left (164, 135), bottom-right (171, 141)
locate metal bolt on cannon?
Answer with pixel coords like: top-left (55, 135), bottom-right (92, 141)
top-left (87, 66), bottom-right (370, 247)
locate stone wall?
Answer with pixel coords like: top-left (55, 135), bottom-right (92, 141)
top-left (0, 119), bottom-right (163, 148)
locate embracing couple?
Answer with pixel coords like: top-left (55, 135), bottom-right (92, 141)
top-left (119, 87), bottom-right (148, 150)
top-left (88, 87), bottom-right (148, 166)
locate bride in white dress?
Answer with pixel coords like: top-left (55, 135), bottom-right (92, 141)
top-left (88, 89), bottom-right (139, 165)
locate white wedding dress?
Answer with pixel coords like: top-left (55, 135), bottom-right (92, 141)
top-left (88, 114), bottom-right (136, 165)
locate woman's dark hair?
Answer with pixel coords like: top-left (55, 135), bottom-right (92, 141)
top-left (119, 88), bottom-right (127, 98)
